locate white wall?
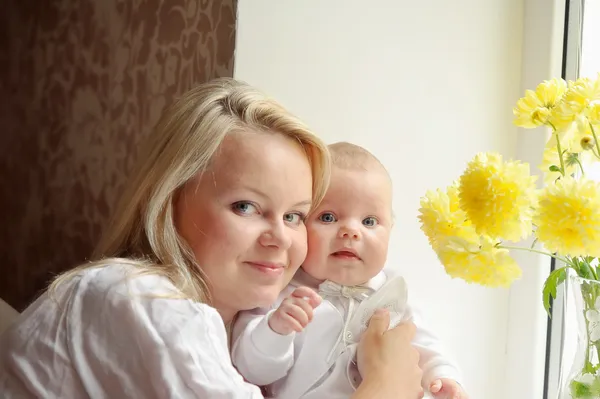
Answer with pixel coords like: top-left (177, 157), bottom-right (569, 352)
top-left (235, 1), bottom-right (544, 398)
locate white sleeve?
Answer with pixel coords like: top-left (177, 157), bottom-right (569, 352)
top-left (230, 307), bottom-right (296, 386)
top-left (402, 304), bottom-right (463, 388)
top-left (67, 270), bottom-right (265, 399)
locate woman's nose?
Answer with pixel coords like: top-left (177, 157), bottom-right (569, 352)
top-left (259, 220), bottom-right (293, 249)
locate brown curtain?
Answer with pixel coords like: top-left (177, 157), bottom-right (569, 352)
top-left (0, 0), bottom-right (237, 310)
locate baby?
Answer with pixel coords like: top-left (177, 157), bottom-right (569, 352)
top-left (232, 142), bottom-right (467, 399)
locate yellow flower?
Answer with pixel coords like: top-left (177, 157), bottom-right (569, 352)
top-left (437, 236), bottom-right (522, 288)
top-left (418, 184), bottom-right (479, 250)
top-left (555, 75), bottom-right (600, 126)
top-left (587, 101), bottom-right (600, 125)
top-left (513, 78), bottom-right (567, 128)
top-left (418, 186), bottom-right (521, 287)
top-left (570, 116), bottom-right (600, 153)
top-left (534, 176), bottom-right (600, 257)
top-left (459, 152), bottom-right (537, 241)
top-left (580, 135), bottom-right (596, 151)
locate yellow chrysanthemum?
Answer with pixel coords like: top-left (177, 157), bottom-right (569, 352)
top-left (587, 101), bottom-right (600, 125)
top-left (555, 75), bottom-right (600, 126)
top-left (459, 152), bottom-right (537, 241)
top-left (565, 116), bottom-right (600, 157)
top-left (437, 236), bottom-right (522, 288)
top-left (565, 116), bottom-right (596, 152)
top-left (513, 78), bottom-right (568, 128)
top-left (534, 176), bottom-right (600, 257)
top-left (418, 184), bottom-right (479, 250)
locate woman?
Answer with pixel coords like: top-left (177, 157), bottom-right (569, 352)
top-left (0, 78), bottom-right (423, 398)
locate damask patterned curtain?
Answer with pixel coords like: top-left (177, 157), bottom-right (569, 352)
top-left (0, 0), bottom-right (237, 310)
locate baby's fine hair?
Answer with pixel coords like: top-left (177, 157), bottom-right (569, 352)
top-left (328, 141), bottom-right (389, 176)
top-left (328, 141), bottom-right (394, 221)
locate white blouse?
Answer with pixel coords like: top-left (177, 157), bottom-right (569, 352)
top-left (0, 264), bottom-right (263, 398)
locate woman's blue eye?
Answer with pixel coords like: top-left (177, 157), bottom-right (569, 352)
top-left (318, 212), bottom-right (337, 223)
top-left (284, 213), bottom-right (305, 225)
top-left (363, 217), bottom-right (378, 227)
top-left (232, 201), bottom-right (258, 215)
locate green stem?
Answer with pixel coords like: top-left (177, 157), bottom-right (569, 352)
top-left (576, 256), bottom-right (599, 280)
top-left (595, 286), bottom-right (600, 363)
top-left (579, 280), bottom-right (600, 374)
top-left (498, 245), bottom-right (572, 265)
top-left (584, 292), bottom-right (597, 372)
top-left (590, 122), bottom-right (600, 162)
top-left (555, 132), bottom-right (566, 176)
top-left (548, 122), bottom-right (566, 176)
top-left (573, 155), bottom-right (585, 176)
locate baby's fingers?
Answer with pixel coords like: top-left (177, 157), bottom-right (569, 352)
top-left (429, 379), bottom-right (442, 393)
top-left (280, 302), bottom-right (312, 327)
top-left (291, 286), bottom-right (322, 308)
top-left (277, 310), bottom-right (304, 332)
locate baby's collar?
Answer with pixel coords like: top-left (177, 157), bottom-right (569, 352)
top-left (291, 268), bottom-right (388, 291)
top-left (364, 271), bottom-right (387, 291)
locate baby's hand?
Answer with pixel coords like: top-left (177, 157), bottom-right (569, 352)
top-left (268, 286), bottom-right (322, 335)
top-left (430, 378), bottom-right (468, 399)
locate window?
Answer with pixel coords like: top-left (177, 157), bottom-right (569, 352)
top-left (545, 1), bottom-right (600, 398)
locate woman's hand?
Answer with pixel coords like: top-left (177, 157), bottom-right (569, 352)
top-left (355, 309), bottom-right (424, 399)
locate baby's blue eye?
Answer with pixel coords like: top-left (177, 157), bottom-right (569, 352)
top-left (319, 212), bottom-right (337, 223)
top-left (363, 217), bottom-right (378, 227)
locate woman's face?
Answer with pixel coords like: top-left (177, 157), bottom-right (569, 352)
top-left (175, 130), bottom-right (313, 322)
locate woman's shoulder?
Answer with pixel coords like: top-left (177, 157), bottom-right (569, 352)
top-left (77, 262), bottom-right (181, 297)
top-left (59, 262), bottom-right (225, 336)
top-left (69, 263), bottom-right (233, 367)
top-left (79, 262), bottom-right (218, 309)
top-left (1, 263), bottom-right (257, 398)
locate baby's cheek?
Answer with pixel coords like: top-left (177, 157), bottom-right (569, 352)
top-left (291, 231), bottom-right (309, 265)
top-left (374, 240), bottom-right (390, 264)
top-left (306, 230), bottom-right (327, 257)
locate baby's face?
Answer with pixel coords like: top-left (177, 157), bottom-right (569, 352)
top-left (302, 167), bottom-right (393, 286)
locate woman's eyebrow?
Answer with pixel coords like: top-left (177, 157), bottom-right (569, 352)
top-left (234, 187), bottom-right (312, 208)
top-left (294, 200), bottom-right (312, 207)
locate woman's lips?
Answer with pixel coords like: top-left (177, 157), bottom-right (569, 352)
top-left (245, 261), bottom-right (285, 277)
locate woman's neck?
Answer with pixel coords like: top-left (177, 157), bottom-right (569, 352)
top-left (214, 306), bottom-right (237, 348)
top-left (216, 306), bottom-right (237, 325)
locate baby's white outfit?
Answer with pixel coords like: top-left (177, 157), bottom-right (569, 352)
top-left (232, 268), bottom-right (461, 399)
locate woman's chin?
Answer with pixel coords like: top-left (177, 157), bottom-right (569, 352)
top-left (242, 288), bottom-right (281, 310)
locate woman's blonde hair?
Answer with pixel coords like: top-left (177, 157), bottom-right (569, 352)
top-left (50, 78), bottom-right (330, 304)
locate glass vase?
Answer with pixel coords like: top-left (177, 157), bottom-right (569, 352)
top-left (560, 276), bottom-right (600, 399)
